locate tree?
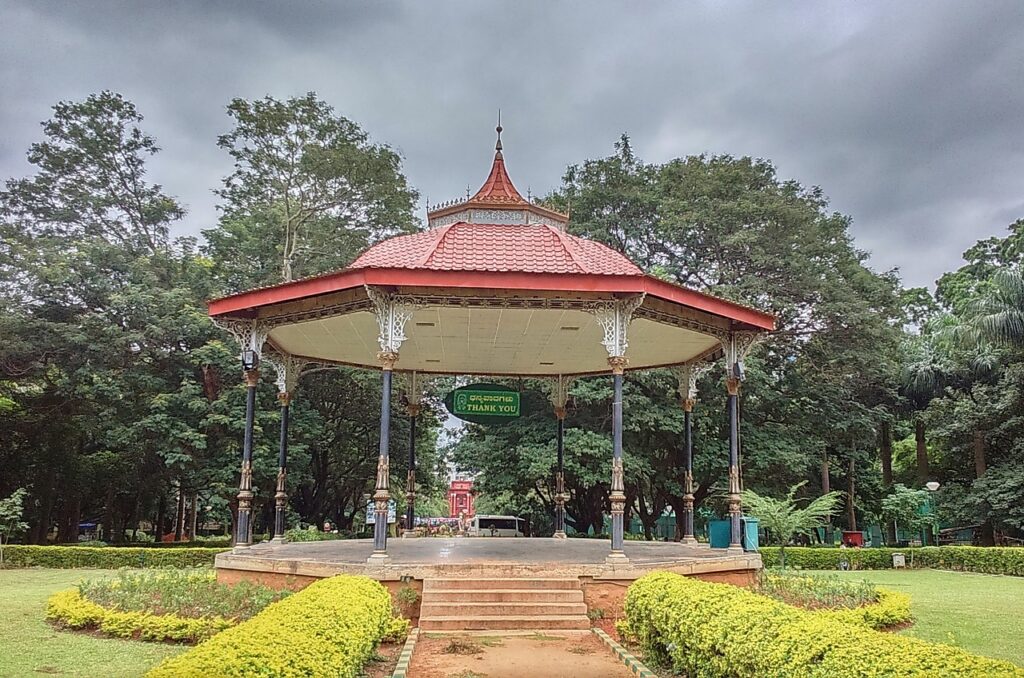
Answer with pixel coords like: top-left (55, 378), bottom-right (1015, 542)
top-left (206, 92), bottom-right (418, 288)
top-left (880, 484), bottom-right (935, 546)
top-left (741, 482), bottom-right (841, 569)
top-left (0, 488), bottom-right (30, 564)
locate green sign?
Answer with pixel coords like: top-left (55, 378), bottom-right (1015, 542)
top-left (445, 383), bottom-right (521, 424)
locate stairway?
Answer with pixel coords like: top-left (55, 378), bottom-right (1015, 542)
top-left (419, 577), bottom-right (590, 631)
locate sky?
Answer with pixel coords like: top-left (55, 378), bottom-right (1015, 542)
top-left (1, 1), bottom-right (1022, 289)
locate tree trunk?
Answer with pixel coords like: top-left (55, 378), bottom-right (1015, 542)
top-left (974, 430), bottom-right (996, 547)
top-left (880, 422), bottom-right (896, 545)
top-left (915, 419), bottom-right (929, 484)
top-left (822, 449), bottom-right (832, 544)
top-left (846, 456), bottom-right (857, 531)
top-left (155, 493), bottom-right (166, 541)
top-left (174, 484), bottom-right (185, 541)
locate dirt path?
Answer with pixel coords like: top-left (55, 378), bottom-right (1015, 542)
top-left (406, 631), bottom-right (636, 678)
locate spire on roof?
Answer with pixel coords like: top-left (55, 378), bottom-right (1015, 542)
top-left (495, 109), bottom-right (503, 153)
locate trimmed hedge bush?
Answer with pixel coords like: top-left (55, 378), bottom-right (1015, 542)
top-left (818, 588), bottom-right (912, 630)
top-left (147, 575), bottom-right (393, 677)
top-left (1, 545), bottom-right (226, 569)
top-left (47, 589), bottom-right (232, 643)
top-left (761, 546), bottom-right (1024, 576)
top-left (624, 571), bottom-right (1024, 677)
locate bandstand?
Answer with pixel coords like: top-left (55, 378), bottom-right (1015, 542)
top-left (209, 125), bottom-right (774, 602)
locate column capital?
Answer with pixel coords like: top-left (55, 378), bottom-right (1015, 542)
top-left (553, 406), bottom-right (567, 420)
top-left (406, 402), bottom-right (422, 417)
top-left (243, 368), bottom-right (260, 388)
top-left (726, 376), bottom-right (740, 396)
top-left (608, 356), bottom-right (629, 375)
top-left (683, 398), bottom-right (694, 412)
top-left (377, 350), bottom-right (400, 370)
top-left (277, 390), bottom-right (291, 406)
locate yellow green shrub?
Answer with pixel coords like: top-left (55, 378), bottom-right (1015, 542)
top-left (147, 574), bottom-right (393, 678)
top-left (46, 588), bottom-right (231, 642)
top-left (818, 588), bottom-right (911, 630)
top-left (625, 571), bottom-right (1024, 677)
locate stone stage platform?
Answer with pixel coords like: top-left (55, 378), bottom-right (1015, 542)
top-left (215, 537), bottom-right (761, 586)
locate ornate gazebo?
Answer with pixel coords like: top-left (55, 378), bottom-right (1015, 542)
top-left (209, 125), bottom-right (774, 564)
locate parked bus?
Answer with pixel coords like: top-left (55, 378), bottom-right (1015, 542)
top-left (468, 515), bottom-right (525, 537)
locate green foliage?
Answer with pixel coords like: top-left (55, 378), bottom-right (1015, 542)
top-left (624, 571), bottom-right (1023, 678)
top-left (0, 545), bottom-right (225, 568)
top-left (78, 569), bottom-right (288, 621)
top-left (881, 484), bottom-right (936, 535)
top-left (759, 546), bottom-right (1024, 576)
top-left (741, 482), bottom-right (842, 568)
top-left (756, 570), bottom-right (878, 610)
top-left (146, 575), bottom-right (394, 678)
top-left (0, 488), bottom-right (29, 563)
top-left (47, 588), bottom-right (233, 643)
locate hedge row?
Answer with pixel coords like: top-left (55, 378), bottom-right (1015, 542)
top-left (147, 575), bottom-right (393, 678)
top-left (623, 572), bottom-right (1024, 678)
top-left (817, 589), bottom-right (911, 630)
top-left (47, 588), bottom-right (232, 643)
top-left (1, 545), bottom-right (227, 568)
top-left (760, 546), bottom-right (1024, 576)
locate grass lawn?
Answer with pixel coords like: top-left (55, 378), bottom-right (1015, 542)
top-left (811, 569), bottom-right (1024, 666)
top-left (0, 568), bottom-right (186, 678)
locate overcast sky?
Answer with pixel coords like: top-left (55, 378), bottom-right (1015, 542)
top-left (2, 1), bottom-right (1022, 288)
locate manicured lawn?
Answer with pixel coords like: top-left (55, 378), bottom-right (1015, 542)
top-left (0, 568), bottom-right (186, 677)
top-left (811, 569), bottom-right (1024, 666)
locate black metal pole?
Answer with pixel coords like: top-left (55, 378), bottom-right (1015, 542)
top-left (555, 414), bottom-right (566, 537)
top-left (610, 371), bottom-right (625, 554)
top-left (727, 385), bottom-right (742, 549)
top-left (236, 371), bottom-right (258, 547)
top-left (683, 405), bottom-right (696, 542)
top-left (404, 408), bottom-right (417, 536)
top-left (273, 397), bottom-right (289, 540)
top-left (372, 368), bottom-right (392, 554)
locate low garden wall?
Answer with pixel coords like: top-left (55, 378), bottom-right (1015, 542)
top-left (623, 571), bottom-right (1024, 677)
top-left (760, 545), bottom-right (1024, 576)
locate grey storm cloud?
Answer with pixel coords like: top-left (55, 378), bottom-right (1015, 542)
top-left (2, 0), bottom-right (1023, 288)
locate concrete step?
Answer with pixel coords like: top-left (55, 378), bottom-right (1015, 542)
top-left (422, 588), bottom-right (585, 603)
top-left (419, 615), bottom-right (591, 631)
top-left (423, 577), bottom-right (580, 591)
top-left (420, 601), bottom-right (588, 616)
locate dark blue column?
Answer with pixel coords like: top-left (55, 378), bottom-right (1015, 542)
top-left (373, 368), bottom-right (393, 554)
top-left (235, 369), bottom-right (258, 547)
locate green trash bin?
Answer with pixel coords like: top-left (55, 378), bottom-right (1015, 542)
top-left (742, 517), bottom-right (759, 552)
top-left (709, 520), bottom-right (731, 548)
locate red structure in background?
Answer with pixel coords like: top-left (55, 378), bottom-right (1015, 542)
top-left (448, 480), bottom-right (475, 519)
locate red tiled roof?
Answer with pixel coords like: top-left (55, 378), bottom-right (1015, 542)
top-left (349, 222), bottom-right (644, 276)
top-left (467, 150), bottom-right (528, 205)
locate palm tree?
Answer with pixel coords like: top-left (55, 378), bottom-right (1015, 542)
top-left (742, 482), bottom-right (842, 569)
top-left (969, 267), bottom-right (1024, 347)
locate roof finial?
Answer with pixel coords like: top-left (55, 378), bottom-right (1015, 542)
top-left (495, 109), bottom-right (503, 153)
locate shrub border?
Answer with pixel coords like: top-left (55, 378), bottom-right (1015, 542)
top-left (623, 571), bottom-right (1024, 677)
top-left (391, 627), bottom-right (420, 678)
top-left (760, 545), bottom-right (1024, 576)
top-left (46, 588), bottom-right (233, 643)
top-left (3, 545), bottom-right (226, 569)
top-left (816, 588), bottom-right (912, 630)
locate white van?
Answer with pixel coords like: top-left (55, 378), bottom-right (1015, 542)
top-left (468, 515), bottom-right (525, 537)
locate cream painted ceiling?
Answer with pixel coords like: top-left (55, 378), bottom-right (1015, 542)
top-left (267, 306), bottom-right (720, 376)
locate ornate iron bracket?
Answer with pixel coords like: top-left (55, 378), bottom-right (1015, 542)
top-left (591, 294), bottom-right (645, 358)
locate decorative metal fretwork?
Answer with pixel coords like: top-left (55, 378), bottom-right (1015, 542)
top-left (211, 317), bottom-right (272, 361)
top-left (548, 374), bottom-right (575, 412)
top-left (365, 286), bottom-right (419, 354)
top-left (673, 360), bottom-right (715, 405)
top-left (711, 329), bottom-right (764, 379)
top-left (262, 350), bottom-right (311, 396)
top-left (591, 295), bottom-right (645, 358)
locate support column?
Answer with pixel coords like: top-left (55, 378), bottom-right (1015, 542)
top-left (365, 286), bottom-right (416, 563)
top-left (271, 391), bottom-right (290, 542)
top-left (607, 356), bottom-right (629, 563)
top-left (370, 351), bottom-right (397, 562)
top-left (403, 401), bottom-right (420, 537)
top-left (236, 367), bottom-right (259, 547)
top-left (726, 375), bottom-right (743, 552)
top-left (682, 399), bottom-right (697, 544)
top-left (554, 408), bottom-right (567, 538)
top-left (549, 375), bottom-right (573, 540)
